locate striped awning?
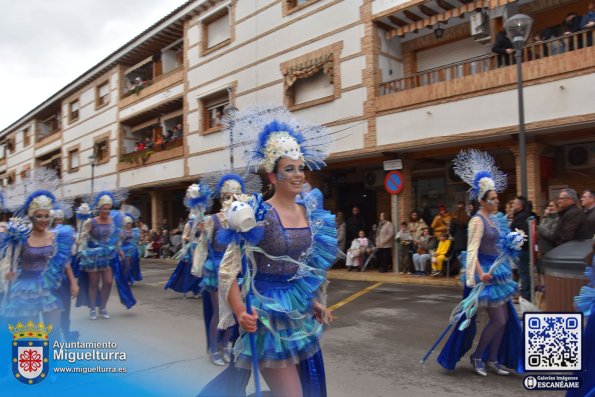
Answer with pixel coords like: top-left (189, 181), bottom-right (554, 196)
top-left (386, 0), bottom-right (517, 39)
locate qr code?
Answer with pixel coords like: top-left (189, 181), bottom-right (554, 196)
top-left (524, 313), bottom-right (582, 371)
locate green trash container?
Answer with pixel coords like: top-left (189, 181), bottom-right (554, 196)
top-left (542, 240), bottom-right (592, 312)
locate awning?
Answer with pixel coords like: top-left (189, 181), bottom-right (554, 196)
top-left (386, 0), bottom-right (517, 39)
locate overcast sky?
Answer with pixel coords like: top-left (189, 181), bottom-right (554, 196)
top-left (0, 0), bottom-right (188, 131)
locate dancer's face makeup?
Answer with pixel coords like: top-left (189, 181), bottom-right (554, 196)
top-left (482, 191), bottom-right (499, 213)
top-left (272, 157), bottom-right (305, 194)
top-left (32, 210), bottom-right (50, 231)
top-left (99, 205), bottom-right (111, 219)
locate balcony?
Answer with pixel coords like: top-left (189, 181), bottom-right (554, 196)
top-left (118, 137), bottom-right (184, 171)
top-left (377, 29), bottom-right (594, 110)
top-left (119, 66), bottom-right (184, 108)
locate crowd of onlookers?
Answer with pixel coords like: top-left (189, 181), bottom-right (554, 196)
top-left (334, 189), bottom-right (594, 292)
top-left (492, 3), bottom-right (594, 66)
top-left (136, 217), bottom-right (187, 260)
top-left (134, 124), bottom-right (183, 152)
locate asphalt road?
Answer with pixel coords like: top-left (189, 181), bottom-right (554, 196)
top-left (57, 261), bottom-right (561, 397)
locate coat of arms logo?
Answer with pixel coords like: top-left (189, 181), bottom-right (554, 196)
top-left (9, 321), bottom-right (52, 385)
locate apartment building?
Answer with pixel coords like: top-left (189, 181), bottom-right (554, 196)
top-left (0, 0), bottom-right (593, 231)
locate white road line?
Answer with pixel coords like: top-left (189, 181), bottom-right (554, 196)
top-left (146, 281), bottom-right (168, 286)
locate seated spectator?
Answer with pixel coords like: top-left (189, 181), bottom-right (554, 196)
top-left (408, 210), bottom-right (428, 241)
top-left (144, 230), bottom-right (161, 258)
top-left (554, 188), bottom-right (588, 246)
top-left (492, 29), bottom-right (514, 67)
top-left (396, 222), bottom-right (413, 275)
top-left (170, 230), bottom-right (183, 254)
top-left (431, 205), bottom-right (451, 238)
top-left (413, 227), bottom-right (436, 275)
top-left (431, 232), bottom-right (452, 277)
top-left (346, 230), bottom-right (369, 272)
top-left (144, 136), bottom-right (154, 149)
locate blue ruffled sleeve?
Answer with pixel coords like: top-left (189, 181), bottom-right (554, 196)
top-left (43, 224), bottom-right (75, 290)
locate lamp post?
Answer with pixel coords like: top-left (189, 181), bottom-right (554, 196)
top-left (88, 152), bottom-right (97, 195)
top-left (224, 104), bottom-right (238, 169)
top-left (505, 14), bottom-right (533, 198)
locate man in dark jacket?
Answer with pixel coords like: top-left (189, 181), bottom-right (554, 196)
top-left (580, 189), bottom-right (595, 239)
top-left (511, 196), bottom-right (532, 300)
top-left (554, 188), bottom-right (587, 246)
top-left (346, 206), bottom-right (366, 247)
top-left (492, 29), bottom-right (514, 67)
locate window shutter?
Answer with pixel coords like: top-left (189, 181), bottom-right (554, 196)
top-left (207, 12), bottom-right (230, 48)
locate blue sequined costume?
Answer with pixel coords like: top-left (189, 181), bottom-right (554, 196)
top-left (2, 225), bottom-right (75, 318)
top-left (437, 213), bottom-right (523, 372)
top-left (165, 220), bottom-right (200, 294)
top-left (199, 214), bottom-right (227, 292)
top-left (121, 227), bottom-right (142, 284)
top-left (199, 189), bottom-right (335, 397)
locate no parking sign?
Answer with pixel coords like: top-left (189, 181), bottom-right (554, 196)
top-left (384, 170), bottom-right (404, 195)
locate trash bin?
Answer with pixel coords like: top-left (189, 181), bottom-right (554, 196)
top-left (542, 240), bottom-right (592, 312)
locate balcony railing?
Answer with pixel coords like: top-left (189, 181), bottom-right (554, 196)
top-left (119, 136), bottom-right (183, 165)
top-left (121, 66), bottom-right (183, 99)
top-left (379, 29), bottom-right (593, 96)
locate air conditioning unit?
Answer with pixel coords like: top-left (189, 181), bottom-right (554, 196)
top-left (364, 170), bottom-right (385, 188)
top-left (565, 143), bottom-right (595, 169)
top-left (470, 11), bottom-right (490, 43)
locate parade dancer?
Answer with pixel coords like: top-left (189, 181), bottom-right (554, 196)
top-left (50, 209), bottom-right (80, 341)
top-left (0, 190), bottom-right (75, 340)
top-left (199, 104), bottom-right (336, 397)
top-left (77, 190), bottom-right (135, 319)
top-left (165, 182), bottom-right (211, 298)
top-left (194, 174), bottom-right (249, 366)
top-left (434, 150), bottom-right (523, 376)
top-left (119, 205), bottom-right (142, 285)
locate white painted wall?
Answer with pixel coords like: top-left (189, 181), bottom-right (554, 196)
top-left (376, 73), bottom-right (595, 146)
top-left (119, 158), bottom-right (185, 187)
top-left (119, 84), bottom-right (183, 120)
top-left (372, 0), bottom-right (411, 15)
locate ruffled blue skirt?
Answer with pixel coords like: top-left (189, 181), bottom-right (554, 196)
top-left (460, 252), bottom-right (517, 307)
top-left (164, 256), bottom-right (200, 294)
top-left (234, 273), bottom-right (325, 370)
top-left (3, 270), bottom-right (62, 317)
top-left (200, 251), bottom-right (224, 292)
top-left (78, 243), bottom-right (115, 272)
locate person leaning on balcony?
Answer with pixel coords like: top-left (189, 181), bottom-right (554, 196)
top-left (431, 205), bottom-right (452, 239)
top-left (492, 30), bottom-right (514, 67)
top-left (553, 188), bottom-right (588, 247)
top-left (407, 210), bottom-right (428, 241)
top-left (581, 2), bottom-right (595, 47)
top-left (563, 12), bottom-right (584, 50)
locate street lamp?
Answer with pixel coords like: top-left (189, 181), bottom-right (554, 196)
top-left (505, 13), bottom-right (533, 198)
top-left (88, 152), bottom-right (97, 195)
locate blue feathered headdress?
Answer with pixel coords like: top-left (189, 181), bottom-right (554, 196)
top-left (92, 191), bottom-right (119, 210)
top-left (225, 104), bottom-right (331, 173)
top-left (452, 149), bottom-right (507, 201)
top-left (214, 174), bottom-right (245, 198)
top-left (184, 181), bottom-right (213, 210)
top-left (15, 189), bottom-right (58, 217)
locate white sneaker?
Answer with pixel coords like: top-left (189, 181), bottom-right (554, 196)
top-left (89, 310), bottom-right (97, 320)
top-left (99, 309), bottom-right (110, 319)
top-left (209, 352), bottom-right (225, 366)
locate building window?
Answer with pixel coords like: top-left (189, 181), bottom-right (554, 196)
top-left (36, 150), bottom-right (62, 178)
top-left (282, 48), bottom-right (339, 109)
top-left (200, 90), bottom-right (230, 134)
top-left (6, 137), bottom-right (15, 154)
top-left (95, 138), bottom-right (110, 164)
top-left (96, 81), bottom-right (110, 108)
top-left (23, 128), bottom-right (31, 147)
top-left (0, 144), bottom-right (5, 160)
top-left (201, 7), bottom-right (232, 55)
top-left (284, 0), bottom-right (320, 15)
top-left (69, 99), bottom-right (80, 123)
top-left (20, 165), bottom-right (31, 179)
top-left (7, 171), bottom-right (16, 185)
top-left (68, 148), bottom-right (80, 172)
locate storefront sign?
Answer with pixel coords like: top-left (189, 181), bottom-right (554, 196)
top-left (384, 170), bottom-right (404, 195)
top-left (383, 159), bottom-right (403, 171)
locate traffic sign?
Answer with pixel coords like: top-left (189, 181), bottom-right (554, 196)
top-left (384, 170), bottom-right (404, 195)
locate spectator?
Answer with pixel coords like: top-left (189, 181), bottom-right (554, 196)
top-left (553, 188), bottom-right (587, 246)
top-left (177, 217), bottom-right (185, 233)
top-left (161, 218), bottom-right (170, 231)
top-left (583, 2), bottom-right (595, 29)
top-left (492, 29), bottom-right (514, 67)
top-left (407, 210), bottom-right (428, 241)
top-left (396, 222), bottom-right (413, 274)
top-left (136, 141), bottom-right (145, 151)
top-left (159, 229), bottom-right (172, 259)
top-left (420, 204), bottom-right (434, 230)
top-left (170, 230), bottom-right (183, 253)
top-left (537, 200), bottom-right (560, 284)
top-left (137, 217), bottom-right (149, 234)
top-left (172, 123), bottom-right (183, 139)
top-left (466, 202), bottom-right (477, 216)
top-left (563, 12), bottom-right (584, 50)
top-left (144, 136), bottom-right (154, 149)
top-left (144, 230), bottom-right (160, 258)
top-left (215, 107), bottom-right (225, 127)
top-left (580, 189), bottom-right (595, 239)
top-left (431, 205), bottom-right (451, 238)
top-left (430, 232), bottom-right (452, 277)
top-left (368, 223), bottom-right (378, 248)
top-left (346, 230), bottom-right (369, 272)
top-left (510, 196), bottom-right (531, 301)
top-left (505, 199), bottom-right (515, 224)
top-left (376, 212), bottom-right (395, 273)
top-left (346, 206), bottom-right (366, 246)
top-left (449, 201), bottom-right (470, 276)
top-left (336, 211), bottom-right (346, 253)
top-left (413, 227), bottom-right (436, 275)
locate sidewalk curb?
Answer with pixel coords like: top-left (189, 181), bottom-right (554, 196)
top-left (328, 270), bottom-right (461, 288)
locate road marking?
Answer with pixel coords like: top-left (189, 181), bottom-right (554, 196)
top-left (328, 282), bottom-right (383, 312)
top-left (140, 269), bottom-right (175, 275)
top-left (146, 281), bottom-right (167, 286)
